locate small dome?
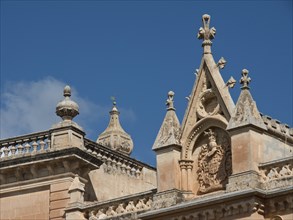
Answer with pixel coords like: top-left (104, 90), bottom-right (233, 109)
top-left (96, 101), bottom-right (133, 156)
top-left (56, 85), bottom-right (79, 121)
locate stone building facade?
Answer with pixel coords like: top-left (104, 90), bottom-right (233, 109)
top-left (0, 14), bottom-right (292, 220)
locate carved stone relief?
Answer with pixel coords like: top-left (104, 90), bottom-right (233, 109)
top-left (157, 117), bottom-right (181, 146)
top-left (196, 127), bottom-right (232, 194)
top-left (196, 88), bottom-right (220, 118)
top-left (195, 69), bottom-right (221, 119)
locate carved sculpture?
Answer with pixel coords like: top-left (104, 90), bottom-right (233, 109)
top-left (197, 128), bottom-right (232, 194)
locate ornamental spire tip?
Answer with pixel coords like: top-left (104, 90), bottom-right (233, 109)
top-left (240, 69), bottom-right (251, 89)
top-left (197, 14), bottom-right (216, 54)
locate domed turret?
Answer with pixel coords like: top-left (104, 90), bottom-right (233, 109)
top-left (96, 99), bottom-right (133, 156)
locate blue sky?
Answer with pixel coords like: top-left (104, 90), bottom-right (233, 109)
top-left (1, 0), bottom-right (292, 166)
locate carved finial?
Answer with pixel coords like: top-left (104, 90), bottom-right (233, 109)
top-left (240, 69), bottom-right (251, 89)
top-left (166, 91), bottom-right (175, 110)
top-left (56, 85), bottom-right (79, 122)
top-left (217, 57), bottom-right (226, 69)
top-left (197, 14), bottom-right (216, 54)
top-left (225, 76), bottom-right (236, 88)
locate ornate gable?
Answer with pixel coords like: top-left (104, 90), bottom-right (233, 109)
top-left (180, 15), bottom-right (235, 149)
top-left (178, 15), bottom-right (235, 196)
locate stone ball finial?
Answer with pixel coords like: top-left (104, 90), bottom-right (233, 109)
top-left (56, 85), bottom-right (79, 121)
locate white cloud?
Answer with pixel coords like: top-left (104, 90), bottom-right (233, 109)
top-left (0, 77), bottom-right (136, 140)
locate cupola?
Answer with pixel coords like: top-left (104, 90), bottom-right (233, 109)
top-left (96, 99), bottom-right (133, 156)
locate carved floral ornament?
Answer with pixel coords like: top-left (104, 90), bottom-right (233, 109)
top-left (196, 127), bottom-right (232, 194)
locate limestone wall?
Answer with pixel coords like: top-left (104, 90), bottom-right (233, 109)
top-left (89, 166), bottom-right (156, 201)
top-left (0, 188), bottom-right (50, 220)
top-left (262, 133), bottom-right (293, 162)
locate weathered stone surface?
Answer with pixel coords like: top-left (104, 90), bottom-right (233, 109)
top-left (152, 189), bottom-right (183, 210)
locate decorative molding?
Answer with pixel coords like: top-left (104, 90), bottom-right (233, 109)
top-left (169, 198), bottom-right (265, 220)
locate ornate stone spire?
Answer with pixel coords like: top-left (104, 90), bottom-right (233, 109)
top-left (153, 91), bottom-right (181, 150)
top-left (227, 69), bottom-right (267, 130)
top-left (197, 14), bottom-right (216, 54)
top-left (96, 99), bottom-right (133, 156)
top-left (54, 85), bottom-right (82, 130)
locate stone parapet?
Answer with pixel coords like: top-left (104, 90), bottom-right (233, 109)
top-left (65, 190), bottom-right (156, 220)
top-left (152, 189), bottom-right (184, 210)
top-left (0, 130), bottom-right (51, 160)
top-left (138, 190), bottom-right (270, 220)
top-left (261, 114), bottom-right (293, 143)
top-left (226, 170), bottom-right (261, 192)
top-left (259, 157), bottom-right (293, 190)
top-left (84, 139), bottom-right (156, 179)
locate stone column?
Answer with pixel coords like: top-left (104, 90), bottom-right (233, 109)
top-left (179, 160), bottom-right (193, 191)
top-left (186, 162), bottom-right (193, 191)
top-left (179, 161), bottom-right (187, 191)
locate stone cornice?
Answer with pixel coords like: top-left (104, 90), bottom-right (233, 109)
top-left (0, 148), bottom-right (102, 186)
top-left (0, 147), bottom-right (101, 169)
top-left (138, 188), bottom-right (293, 219)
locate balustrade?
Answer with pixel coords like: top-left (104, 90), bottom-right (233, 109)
top-left (0, 131), bottom-right (51, 160)
top-left (84, 140), bottom-right (143, 178)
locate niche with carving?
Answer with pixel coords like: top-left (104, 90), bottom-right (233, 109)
top-left (193, 127), bottom-right (232, 194)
